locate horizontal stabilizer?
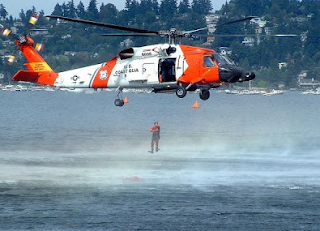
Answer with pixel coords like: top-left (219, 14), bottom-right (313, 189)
top-left (12, 70), bottom-right (58, 85)
top-left (12, 70), bottom-right (39, 82)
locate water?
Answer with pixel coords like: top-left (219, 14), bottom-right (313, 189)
top-left (1, 90), bottom-right (320, 230)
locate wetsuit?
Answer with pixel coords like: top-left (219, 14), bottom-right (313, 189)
top-left (150, 124), bottom-right (160, 153)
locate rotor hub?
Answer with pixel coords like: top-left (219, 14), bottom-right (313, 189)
top-left (18, 35), bottom-right (27, 44)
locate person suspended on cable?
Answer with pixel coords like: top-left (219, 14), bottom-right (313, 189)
top-left (149, 121), bottom-right (160, 153)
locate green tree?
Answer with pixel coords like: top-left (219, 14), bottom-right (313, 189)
top-left (191, 0), bottom-right (212, 15)
top-left (38, 10), bottom-right (47, 26)
top-left (100, 3), bottom-right (118, 24)
top-left (61, 3), bottom-right (68, 17)
top-left (159, 0), bottom-right (177, 19)
top-left (151, 0), bottom-right (159, 13)
top-left (76, 1), bottom-right (86, 18)
top-left (19, 9), bottom-right (26, 22)
top-left (178, 0), bottom-right (190, 14)
top-left (0, 4), bottom-right (8, 19)
top-left (66, 0), bottom-right (77, 18)
top-left (51, 3), bottom-right (63, 16)
top-left (124, 0), bottom-right (140, 20)
top-left (86, 0), bottom-right (99, 21)
top-left (230, 0), bottom-right (272, 16)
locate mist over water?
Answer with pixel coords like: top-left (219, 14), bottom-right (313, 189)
top-left (1, 90), bottom-right (320, 230)
top-left (1, 90), bottom-right (320, 184)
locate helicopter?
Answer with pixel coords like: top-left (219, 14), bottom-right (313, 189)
top-left (1, 14), bottom-right (295, 106)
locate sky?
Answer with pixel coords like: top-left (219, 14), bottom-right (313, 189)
top-left (1, 0), bottom-right (227, 18)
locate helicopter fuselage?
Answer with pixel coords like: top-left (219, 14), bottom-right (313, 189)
top-left (12, 41), bottom-right (255, 106)
top-left (54, 43), bottom-right (254, 90)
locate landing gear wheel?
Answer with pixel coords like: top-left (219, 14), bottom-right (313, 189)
top-left (199, 89), bottom-right (210, 100)
top-left (176, 86), bottom-right (187, 98)
top-left (114, 99), bottom-right (124, 107)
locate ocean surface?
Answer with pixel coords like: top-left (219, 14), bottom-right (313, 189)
top-left (0, 89), bottom-right (320, 230)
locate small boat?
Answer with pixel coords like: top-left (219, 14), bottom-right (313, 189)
top-left (263, 89), bottom-right (284, 96)
top-left (301, 88), bottom-right (320, 95)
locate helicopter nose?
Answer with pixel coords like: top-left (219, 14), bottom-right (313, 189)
top-left (246, 72), bottom-right (255, 81)
top-left (219, 65), bottom-right (244, 83)
top-left (219, 65), bottom-right (255, 83)
top-left (239, 71), bottom-right (256, 82)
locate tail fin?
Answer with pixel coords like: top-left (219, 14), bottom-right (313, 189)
top-left (12, 41), bottom-right (58, 86)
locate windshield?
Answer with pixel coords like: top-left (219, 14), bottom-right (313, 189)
top-left (203, 56), bottom-right (215, 67)
top-left (213, 54), bottom-right (234, 65)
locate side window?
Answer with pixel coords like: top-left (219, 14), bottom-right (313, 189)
top-left (203, 56), bottom-right (215, 67)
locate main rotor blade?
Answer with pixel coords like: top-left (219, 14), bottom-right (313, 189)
top-left (268, 34), bottom-right (298, 37)
top-left (101, 33), bottom-right (158, 37)
top-left (216, 16), bottom-right (258, 28)
top-left (184, 27), bottom-right (208, 34)
top-left (47, 15), bottom-right (159, 34)
top-left (192, 34), bottom-right (297, 37)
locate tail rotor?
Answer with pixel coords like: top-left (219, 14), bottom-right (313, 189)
top-left (1, 13), bottom-right (44, 64)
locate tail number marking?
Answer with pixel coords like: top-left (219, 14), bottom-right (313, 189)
top-left (30, 62), bottom-right (52, 72)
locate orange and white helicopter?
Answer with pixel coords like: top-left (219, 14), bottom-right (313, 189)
top-left (1, 14), bottom-right (295, 106)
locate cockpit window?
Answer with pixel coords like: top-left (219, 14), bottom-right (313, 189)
top-left (213, 54), bottom-right (234, 65)
top-left (203, 56), bottom-right (215, 67)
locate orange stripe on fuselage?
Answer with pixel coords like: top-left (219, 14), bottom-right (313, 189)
top-left (91, 57), bottom-right (117, 88)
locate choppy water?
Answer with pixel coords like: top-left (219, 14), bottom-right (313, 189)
top-left (1, 90), bottom-right (320, 230)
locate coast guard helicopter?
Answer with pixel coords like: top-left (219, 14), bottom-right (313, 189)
top-left (1, 14), bottom-right (294, 106)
